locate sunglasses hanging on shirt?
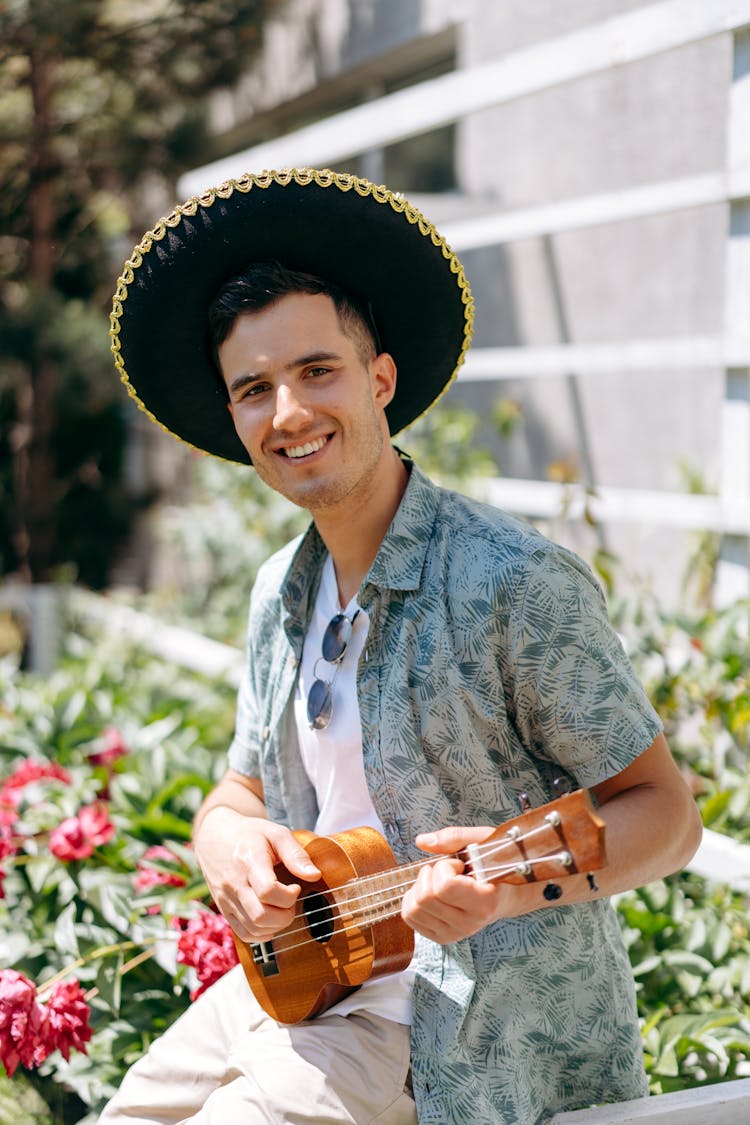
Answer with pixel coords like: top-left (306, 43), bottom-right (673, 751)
top-left (306, 610), bottom-right (361, 731)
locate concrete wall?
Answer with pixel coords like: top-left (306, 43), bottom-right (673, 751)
top-left (190, 0), bottom-right (743, 603)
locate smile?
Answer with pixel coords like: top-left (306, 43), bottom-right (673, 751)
top-left (282, 436), bottom-right (330, 459)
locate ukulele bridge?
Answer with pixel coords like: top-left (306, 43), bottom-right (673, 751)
top-left (252, 941), bottom-right (280, 977)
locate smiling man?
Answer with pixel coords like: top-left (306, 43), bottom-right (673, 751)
top-left (101, 169), bottom-right (702, 1125)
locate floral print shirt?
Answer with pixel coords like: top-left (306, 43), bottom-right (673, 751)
top-left (228, 460), bottom-right (660, 1124)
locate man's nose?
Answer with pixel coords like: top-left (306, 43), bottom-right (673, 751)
top-left (273, 383), bottom-right (312, 431)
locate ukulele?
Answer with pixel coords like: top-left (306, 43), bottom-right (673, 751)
top-left (233, 788), bottom-right (605, 1024)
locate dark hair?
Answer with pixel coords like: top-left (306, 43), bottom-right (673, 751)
top-left (207, 261), bottom-right (380, 376)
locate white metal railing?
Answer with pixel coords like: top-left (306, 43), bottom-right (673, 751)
top-left (178, 0), bottom-right (750, 196)
top-left (477, 477), bottom-right (750, 536)
top-left (460, 337), bottom-right (750, 380)
top-left (441, 170), bottom-right (750, 251)
top-left (173, 0), bottom-right (750, 575)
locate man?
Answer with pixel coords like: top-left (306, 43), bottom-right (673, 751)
top-left (102, 169), bottom-right (701, 1124)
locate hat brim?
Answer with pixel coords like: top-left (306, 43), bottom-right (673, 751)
top-left (110, 169), bottom-right (474, 464)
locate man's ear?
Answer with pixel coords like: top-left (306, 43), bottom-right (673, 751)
top-left (371, 352), bottom-right (397, 409)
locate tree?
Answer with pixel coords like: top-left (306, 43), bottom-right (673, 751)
top-left (0, 0), bottom-right (277, 587)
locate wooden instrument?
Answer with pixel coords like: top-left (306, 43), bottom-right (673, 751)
top-left (233, 788), bottom-right (605, 1024)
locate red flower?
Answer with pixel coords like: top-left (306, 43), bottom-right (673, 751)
top-left (0, 826), bottom-right (16, 863)
top-left (173, 910), bottom-right (239, 999)
top-left (1, 760), bottom-right (71, 793)
top-left (88, 727), bottom-right (129, 767)
top-left (42, 980), bottom-right (92, 1061)
top-left (0, 970), bottom-right (48, 1077)
top-left (49, 803), bottom-right (115, 862)
top-left (0, 970), bottom-right (92, 1076)
top-left (1, 761), bottom-right (72, 827)
top-left (0, 797), bottom-right (18, 829)
top-left (0, 826), bottom-right (17, 899)
top-left (133, 845), bottom-right (188, 893)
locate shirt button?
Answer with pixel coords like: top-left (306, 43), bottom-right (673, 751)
top-left (262, 726), bottom-right (270, 741)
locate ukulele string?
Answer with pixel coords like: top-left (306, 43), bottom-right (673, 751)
top-left (249, 847), bottom-right (574, 962)
top-left (292, 819), bottom-right (562, 913)
top-left (281, 821), bottom-right (566, 931)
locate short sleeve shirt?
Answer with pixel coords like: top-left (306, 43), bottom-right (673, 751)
top-left (228, 461), bottom-right (660, 1125)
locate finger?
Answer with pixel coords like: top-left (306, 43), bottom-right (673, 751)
top-left (415, 826), bottom-right (494, 855)
top-left (272, 834), bottom-right (321, 883)
top-left (224, 887), bottom-right (300, 943)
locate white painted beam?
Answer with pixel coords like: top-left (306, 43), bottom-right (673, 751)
top-left (70, 590), bottom-right (244, 688)
top-left (178, 0), bottom-right (750, 197)
top-left (459, 337), bottom-right (750, 381)
top-left (716, 28), bottom-right (750, 604)
top-left (442, 171), bottom-right (748, 251)
top-left (689, 827), bottom-right (750, 890)
top-left (477, 477), bottom-right (750, 534)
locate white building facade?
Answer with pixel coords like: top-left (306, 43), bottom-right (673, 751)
top-left (179, 0), bottom-right (750, 607)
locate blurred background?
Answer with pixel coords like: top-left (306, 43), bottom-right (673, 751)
top-left (1, 5), bottom-right (750, 1121)
top-left (2, 0), bottom-right (749, 663)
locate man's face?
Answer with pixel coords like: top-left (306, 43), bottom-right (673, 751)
top-left (218, 293), bottom-right (397, 517)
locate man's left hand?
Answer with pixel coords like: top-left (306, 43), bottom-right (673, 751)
top-left (401, 826), bottom-right (507, 943)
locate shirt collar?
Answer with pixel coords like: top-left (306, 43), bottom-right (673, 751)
top-left (280, 458), bottom-right (440, 629)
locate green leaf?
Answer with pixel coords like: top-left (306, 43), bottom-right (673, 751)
top-left (95, 952), bottom-right (123, 1016)
top-left (145, 772), bottom-right (213, 815)
top-left (54, 901), bottom-right (79, 959)
top-left (25, 853), bottom-right (60, 895)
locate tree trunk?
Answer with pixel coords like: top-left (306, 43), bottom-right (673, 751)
top-left (17, 31), bottom-right (58, 582)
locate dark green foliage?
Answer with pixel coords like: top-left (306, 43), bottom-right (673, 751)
top-left (0, 0), bottom-right (276, 585)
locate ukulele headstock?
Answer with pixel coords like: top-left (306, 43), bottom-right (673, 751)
top-left (463, 788), bottom-right (606, 889)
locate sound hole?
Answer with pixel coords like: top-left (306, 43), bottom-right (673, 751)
top-left (303, 891), bottom-right (335, 944)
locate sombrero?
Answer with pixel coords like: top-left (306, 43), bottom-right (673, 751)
top-left (110, 168), bottom-right (474, 464)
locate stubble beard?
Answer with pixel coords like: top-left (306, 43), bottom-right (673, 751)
top-left (256, 413), bottom-right (387, 517)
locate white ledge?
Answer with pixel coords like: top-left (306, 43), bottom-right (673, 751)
top-left (550, 1077), bottom-right (750, 1122)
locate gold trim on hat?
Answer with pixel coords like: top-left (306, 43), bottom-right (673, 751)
top-left (109, 167), bottom-right (475, 461)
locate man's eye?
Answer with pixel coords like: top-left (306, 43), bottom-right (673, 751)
top-left (241, 383), bottom-right (268, 398)
top-left (308, 366), bottom-right (330, 378)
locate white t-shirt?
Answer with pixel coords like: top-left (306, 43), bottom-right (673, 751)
top-left (293, 554), bottom-right (414, 1024)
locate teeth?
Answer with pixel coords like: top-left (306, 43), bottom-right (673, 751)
top-left (285, 437), bottom-right (327, 459)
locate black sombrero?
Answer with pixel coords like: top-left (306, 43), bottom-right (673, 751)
top-left (110, 168), bottom-right (474, 464)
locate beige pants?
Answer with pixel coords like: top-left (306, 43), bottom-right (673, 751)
top-left (98, 965), bottom-right (417, 1125)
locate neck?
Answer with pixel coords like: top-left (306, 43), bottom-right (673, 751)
top-left (314, 447), bottom-right (408, 606)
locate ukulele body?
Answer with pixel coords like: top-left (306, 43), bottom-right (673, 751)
top-left (233, 790), bottom-right (605, 1024)
top-left (233, 826), bottom-right (415, 1025)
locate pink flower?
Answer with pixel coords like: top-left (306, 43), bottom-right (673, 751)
top-left (173, 910), bottom-right (239, 999)
top-left (49, 803), bottom-right (115, 862)
top-left (42, 980), bottom-right (92, 1061)
top-left (0, 970), bottom-right (48, 1077)
top-left (0, 794), bottom-right (19, 828)
top-left (133, 845), bottom-right (188, 893)
top-left (0, 826), bottom-right (16, 863)
top-left (88, 727), bottom-right (129, 767)
top-left (0, 971), bottom-right (92, 1075)
top-left (1, 760), bottom-right (71, 829)
top-left (0, 826), bottom-right (17, 899)
top-left (1, 760), bottom-right (71, 794)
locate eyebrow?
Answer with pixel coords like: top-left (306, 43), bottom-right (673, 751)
top-left (227, 351), bottom-right (342, 396)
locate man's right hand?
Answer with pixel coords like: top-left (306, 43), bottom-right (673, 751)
top-left (193, 803), bottom-right (321, 944)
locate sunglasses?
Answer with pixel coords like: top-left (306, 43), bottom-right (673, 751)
top-left (306, 610), bottom-right (361, 730)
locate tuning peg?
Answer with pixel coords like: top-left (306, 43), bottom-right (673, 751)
top-left (543, 882), bottom-right (563, 901)
top-left (553, 777), bottom-right (572, 796)
top-left (518, 792), bottom-right (530, 811)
